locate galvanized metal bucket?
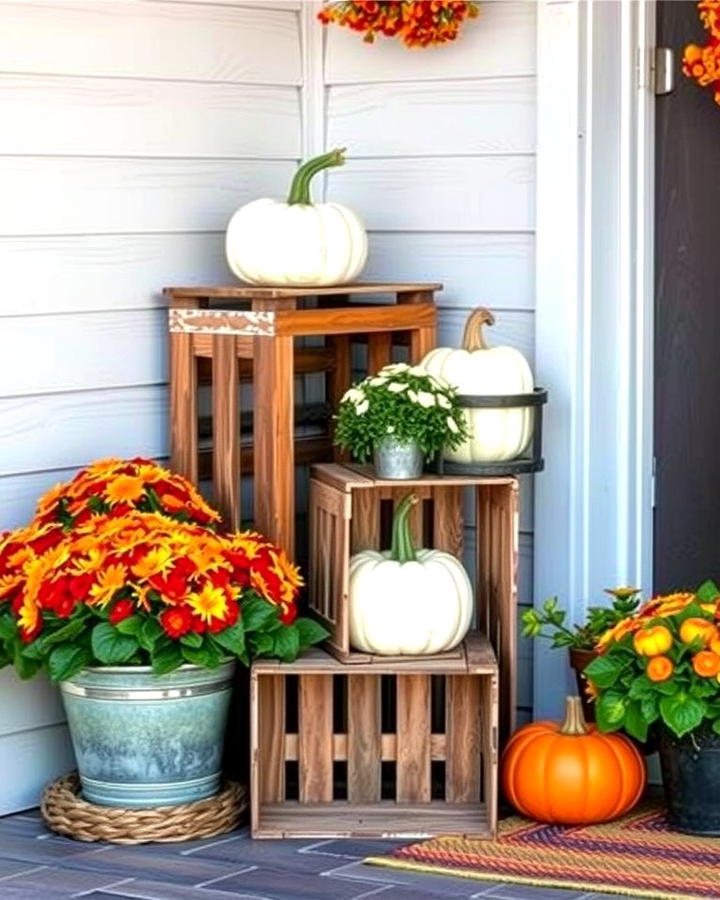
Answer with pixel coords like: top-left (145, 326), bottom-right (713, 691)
top-left (373, 436), bottom-right (423, 479)
top-left (60, 662), bottom-right (235, 808)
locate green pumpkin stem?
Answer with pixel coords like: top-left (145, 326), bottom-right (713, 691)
top-left (287, 148), bottom-right (346, 205)
top-left (559, 696), bottom-right (589, 736)
top-left (389, 494), bottom-right (418, 564)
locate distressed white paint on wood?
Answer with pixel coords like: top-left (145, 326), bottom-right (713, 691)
top-left (0, 233), bottom-right (231, 317)
top-left (364, 232), bottom-right (534, 311)
top-left (0, 76), bottom-right (301, 159)
top-left (328, 78), bottom-right (535, 157)
top-left (330, 157), bottom-right (535, 231)
top-left (437, 307), bottom-right (535, 368)
top-left (0, 2), bottom-right (301, 84)
top-left (325, 1), bottom-right (536, 84)
top-left (0, 158), bottom-right (295, 236)
top-left (0, 724), bottom-right (75, 815)
top-left (0, 465), bottom-right (81, 531)
top-left (0, 672), bottom-right (65, 738)
top-left (2, 310), bottom-right (167, 398)
top-left (0, 386), bottom-right (168, 477)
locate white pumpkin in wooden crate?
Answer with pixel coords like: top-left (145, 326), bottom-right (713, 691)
top-left (420, 307), bottom-right (534, 463)
top-left (349, 495), bottom-right (473, 656)
top-left (225, 148), bottom-right (367, 287)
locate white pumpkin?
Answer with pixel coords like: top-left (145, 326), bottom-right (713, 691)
top-left (225, 148), bottom-right (368, 287)
top-left (349, 495), bottom-right (473, 656)
top-left (420, 307), bottom-right (534, 463)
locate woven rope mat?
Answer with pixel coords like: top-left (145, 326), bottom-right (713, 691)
top-left (41, 773), bottom-right (246, 844)
top-left (366, 804), bottom-right (720, 900)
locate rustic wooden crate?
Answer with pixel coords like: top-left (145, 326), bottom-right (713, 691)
top-left (250, 632), bottom-right (498, 839)
top-left (308, 463), bottom-right (518, 740)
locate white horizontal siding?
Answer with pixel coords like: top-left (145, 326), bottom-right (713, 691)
top-left (0, 233), bottom-right (230, 317)
top-left (0, 2), bottom-right (301, 84)
top-left (0, 158), bottom-right (295, 236)
top-left (0, 76), bottom-right (301, 159)
top-left (0, 725), bottom-right (75, 815)
top-left (325, 1), bottom-right (536, 84)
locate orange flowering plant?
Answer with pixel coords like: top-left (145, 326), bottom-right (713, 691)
top-left (318, 1), bottom-right (479, 49)
top-left (683, 1), bottom-right (720, 105)
top-left (585, 581), bottom-right (720, 740)
top-left (0, 467), bottom-right (327, 681)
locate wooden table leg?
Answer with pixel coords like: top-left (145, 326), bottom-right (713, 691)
top-left (212, 334), bottom-right (239, 531)
top-left (169, 330), bottom-right (198, 483)
top-left (367, 332), bottom-right (393, 374)
top-left (409, 321), bottom-right (437, 364)
top-left (253, 334), bottom-right (295, 555)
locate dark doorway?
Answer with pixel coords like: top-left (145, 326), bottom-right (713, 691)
top-left (654, 1), bottom-right (720, 592)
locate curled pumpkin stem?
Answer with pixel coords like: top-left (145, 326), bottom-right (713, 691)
top-left (287, 148), bottom-right (347, 205)
top-left (462, 307), bottom-right (495, 352)
top-left (389, 494), bottom-right (419, 563)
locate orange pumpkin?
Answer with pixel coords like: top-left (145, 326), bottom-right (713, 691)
top-left (502, 696), bottom-right (646, 825)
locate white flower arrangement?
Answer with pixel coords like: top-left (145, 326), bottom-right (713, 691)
top-left (334, 362), bottom-right (469, 462)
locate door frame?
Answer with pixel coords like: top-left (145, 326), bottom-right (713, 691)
top-left (533, 0), bottom-right (656, 716)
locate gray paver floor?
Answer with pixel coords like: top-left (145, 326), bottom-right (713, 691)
top-left (0, 810), bottom-right (616, 900)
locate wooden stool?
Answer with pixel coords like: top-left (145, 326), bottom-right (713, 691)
top-left (164, 284), bottom-right (439, 556)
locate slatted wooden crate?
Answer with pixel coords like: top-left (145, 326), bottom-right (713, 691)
top-left (250, 632), bottom-right (498, 839)
top-left (308, 463), bottom-right (519, 741)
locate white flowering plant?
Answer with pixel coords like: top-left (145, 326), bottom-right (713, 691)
top-left (334, 363), bottom-right (469, 462)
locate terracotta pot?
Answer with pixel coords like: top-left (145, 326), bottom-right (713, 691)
top-left (568, 647), bottom-right (598, 722)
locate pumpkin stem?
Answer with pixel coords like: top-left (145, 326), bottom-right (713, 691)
top-left (461, 307), bottom-right (495, 352)
top-left (287, 148), bottom-right (347, 205)
top-left (559, 696), bottom-right (590, 736)
top-left (389, 494), bottom-right (419, 564)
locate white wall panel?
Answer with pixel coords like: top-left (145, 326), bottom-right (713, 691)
top-left (0, 2), bottom-right (301, 84)
top-left (0, 725), bottom-right (75, 815)
top-left (363, 233), bottom-right (535, 311)
top-left (328, 78), bottom-right (535, 157)
top-left (0, 233), bottom-right (230, 317)
top-left (0, 158), bottom-right (295, 237)
top-left (330, 157), bottom-right (535, 232)
top-left (0, 672), bottom-right (65, 738)
top-left (325, 1), bottom-right (536, 84)
top-left (2, 310), bottom-right (167, 398)
top-left (0, 76), bottom-right (301, 159)
top-left (436, 307), bottom-right (535, 368)
top-left (0, 465), bottom-right (82, 531)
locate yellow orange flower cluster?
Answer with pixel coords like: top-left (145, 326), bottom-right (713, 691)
top-left (318, 1), bottom-right (479, 48)
top-left (683, 1), bottom-right (720, 105)
top-left (0, 511), bottom-right (302, 645)
top-left (35, 457), bottom-right (220, 529)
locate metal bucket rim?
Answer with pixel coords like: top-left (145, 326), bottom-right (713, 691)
top-left (78, 661), bottom-right (234, 675)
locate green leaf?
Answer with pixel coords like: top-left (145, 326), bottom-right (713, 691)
top-left (697, 580), bottom-right (720, 603)
top-left (712, 718), bottom-right (720, 736)
top-left (13, 643), bottom-right (41, 680)
top-left (640, 695), bottom-right (660, 723)
top-left (241, 596), bottom-right (280, 632)
top-left (137, 617), bottom-right (164, 652)
top-left (272, 625), bottom-right (300, 663)
top-left (0, 615), bottom-right (18, 643)
top-left (210, 622), bottom-right (246, 657)
top-left (295, 617), bottom-right (328, 650)
top-left (115, 615), bottom-right (143, 636)
top-left (624, 699), bottom-right (649, 742)
top-left (595, 690), bottom-right (627, 732)
top-left (628, 674), bottom-right (653, 699)
top-left (249, 632), bottom-right (274, 657)
top-left (181, 644), bottom-right (218, 667)
top-left (91, 622), bottom-right (138, 665)
top-left (660, 693), bottom-right (706, 738)
top-left (48, 643), bottom-right (91, 681)
top-left (180, 631), bottom-right (203, 648)
top-left (151, 640), bottom-right (183, 675)
top-left (584, 655), bottom-right (623, 689)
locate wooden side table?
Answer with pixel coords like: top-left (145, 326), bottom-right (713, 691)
top-left (164, 284), bottom-right (439, 556)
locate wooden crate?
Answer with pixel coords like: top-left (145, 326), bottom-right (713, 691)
top-left (308, 463), bottom-right (518, 741)
top-left (250, 632), bottom-right (498, 839)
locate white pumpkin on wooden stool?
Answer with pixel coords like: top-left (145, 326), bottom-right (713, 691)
top-left (349, 494), bottom-right (473, 656)
top-left (420, 307), bottom-right (534, 463)
top-left (225, 148), bottom-right (367, 287)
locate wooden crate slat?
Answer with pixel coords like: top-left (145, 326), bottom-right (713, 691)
top-left (255, 673), bottom-right (285, 805)
top-left (482, 672), bottom-right (500, 837)
top-left (308, 479), bottom-right (350, 629)
top-left (283, 732), bottom-right (448, 762)
top-left (298, 674), bottom-right (334, 803)
top-left (348, 675), bottom-right (381, 803)
top-left (169, 331), bottom-right (198, 483)
top-left (432, 486), bottom-right (463, 557)
top-left (211, 333), bottom-right (240, 531)
top-left (165, 282), bottom-right (444, 301)
top-left (395, 674), bottom-right (431, 803)
top-left (351, 488), bottom-right (380, 553)
top-left (446, 675), bottom-right (481, 804)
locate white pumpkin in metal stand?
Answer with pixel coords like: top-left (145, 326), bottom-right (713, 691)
top-left (349, 494), bottom-right (473, 656)
top-left (225, 147), bottom-right (368, 287)
top-left (420, 307), bottom-right (534, 463)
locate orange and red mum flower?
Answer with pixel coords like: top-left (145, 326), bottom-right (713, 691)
top-left (318, 1), bottom-right (479, 48)
top-left (684, 1), bottom-right (720, 105)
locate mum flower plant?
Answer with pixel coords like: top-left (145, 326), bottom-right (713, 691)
top-left (334, 362), bottom-right (468, 462)
top-left (0, 460), bottom-right (326, 681)
top-left (586, 582), bottom-right (720, 740)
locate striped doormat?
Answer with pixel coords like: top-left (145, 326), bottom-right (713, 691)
top-left (365, 806), bottom-right (720, 900)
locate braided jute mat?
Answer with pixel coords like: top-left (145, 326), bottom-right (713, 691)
top-left (366, 804), bottom-right (720, 900)
top-left (41, 773), bottom-right (246, 844)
